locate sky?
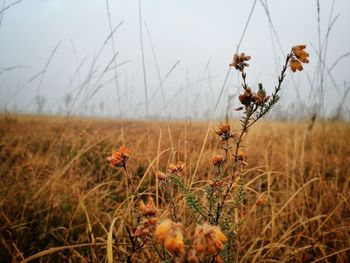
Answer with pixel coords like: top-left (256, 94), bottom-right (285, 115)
top-left (0, 0), bottom-right (349, 119)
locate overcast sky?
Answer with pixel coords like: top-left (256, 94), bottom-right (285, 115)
top-left (0, 0), bottom-right (349, 119)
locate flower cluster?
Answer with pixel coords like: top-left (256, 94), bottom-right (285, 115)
top-left (229, 52), bottom-right (251, 72)
top-left (168, 161), bottom-right (185, 175)
top-left (138, 196), bottom-right (157, 217)
top-left (215, 122), bottom-right (234, 141)
top-left (155, 219), bottom-right (185, 254)
top-left (239, 85), bottom-right (270, 108)
top-left (134, 197), bottom-right (158, 237)
top-left (187, 223), bottom-right (227, 262)
top-left (290, 45), bottom-right (309, 72)
top-left (211, 155), bottom-right (223, 167)
top-left (235, 150), bottom-right (247, 166)
top-left (107, 146), bottom-right (131, 168)
top-left (156, 170), bottom-right (168, 181)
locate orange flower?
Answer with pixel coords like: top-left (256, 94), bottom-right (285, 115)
top-left (168, 161), bottom-right (185, 174)
top-left (211, 155), bottom-right (223, 166)
top-left (290, 58), bottom-right (303, 72)
top-left (235, 150), bottom-right (247, 165)
top-left (215, 122), bottom-right (234, 141)
top-left (238, 87), bottom-right (253, 106)
top-left (290, 45), bottom-right (309, 72)
top-left (156, 170), bottom-right (168, 181)
top-left (193, 223), bottom-right (227, 256)
top-left (256, 194), bottom-right (267, 206)
top-left (107, 146), bottom-right (131, 168)
top-left (229, 52), bottom-right (251, 72)
top-left (155, 219), bottom-right (184, 253)
top-left (134, 217), bottom-right (158, 237)
top-left (138, 197), bottom-right (157, 217)
top-left (135, 197), bottom-right (158, 237)
top-left (292, 45), bottom-right (309, 63)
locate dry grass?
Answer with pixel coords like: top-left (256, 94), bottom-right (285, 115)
top-left (0, 114), bottom-right (349, 262)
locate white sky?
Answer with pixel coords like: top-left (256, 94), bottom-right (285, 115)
top-left (0, 0), bottom-right (349, 119)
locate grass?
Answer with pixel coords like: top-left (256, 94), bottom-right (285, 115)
top-left (0, 114), bottom-right (349, 262)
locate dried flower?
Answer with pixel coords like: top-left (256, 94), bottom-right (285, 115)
top-left (215, 122), bottom-right (234, 141)
top-left (138, 197), bottom-right (157, 217)
top-left (155, 219), bottom-right (185, 253)
top-left (290, 58), bottom-right (303, 72)
top-left (193, 223), bottom-right (227, 256)
top-left (134, 217), bottom-right (158, 237)
top-left (211, 155), bottom-right (223, 166)
top-left (135, 197), bottom-right (158, 237)
top-left (292, 45), bottom-right (309, 63)
top-left (252, 92), bottom-right (270, 107)
top-left (107, 146), bottom-right (131, 168)
top-left (238, 87), bottom-right (253, 106)
top-left (156, 170), bottom-right (168, 181)
top-left (290, 45), bottom-right (309, 72)
top-left (229, 52), bottom-right (251, 72)
top-left (235, 150), bottom-right (247, 165)
top-left (256, 194), bottom-right (267, 206)
top-left (168, 161), bottom-right (185, 175)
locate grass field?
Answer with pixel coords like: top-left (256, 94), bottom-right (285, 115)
top-left (0, 114), bottom-right (349, 262)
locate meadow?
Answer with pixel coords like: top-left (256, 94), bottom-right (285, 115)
top-left (0, 114), bottom-right (349, 262)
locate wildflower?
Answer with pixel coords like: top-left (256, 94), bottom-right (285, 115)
top-left (292, 45), bottom-right (309, 63)
top-left (238, 87), bottom-right (253, 106)
top-left (235, 150), bottom-right (247, 165)
top-left (215, 122), bottom-right (234, 141)
top-left (168, 161), bottom-right (185, 175)
top-left (138, 197), bottom-right (157, 217)
top-left (192, 223), bottom-right (227, 256)
top-left (107, 146), bottom-right (131, 168)
top-left (229, 52), bottom-right (251, 72)
top-left (290, 45), bottom-right (309, 72)
top-left (156, 170), bottom-right (168, 181)
top-left (256, 194), bottom-right (267, 206)
top-left (290, 58), bottom-right (303, 72)
top-left (134, 217), bottom-right (158, 237)
top-left (155, 219), bottom-right (185, 253)
top-left (211, 155), bottom-right (223, 166)
top-left (135, 197), bottom-right (158, 237)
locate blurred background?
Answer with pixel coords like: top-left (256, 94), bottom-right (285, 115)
top-left (0, 0), bottom-right (349, 120)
